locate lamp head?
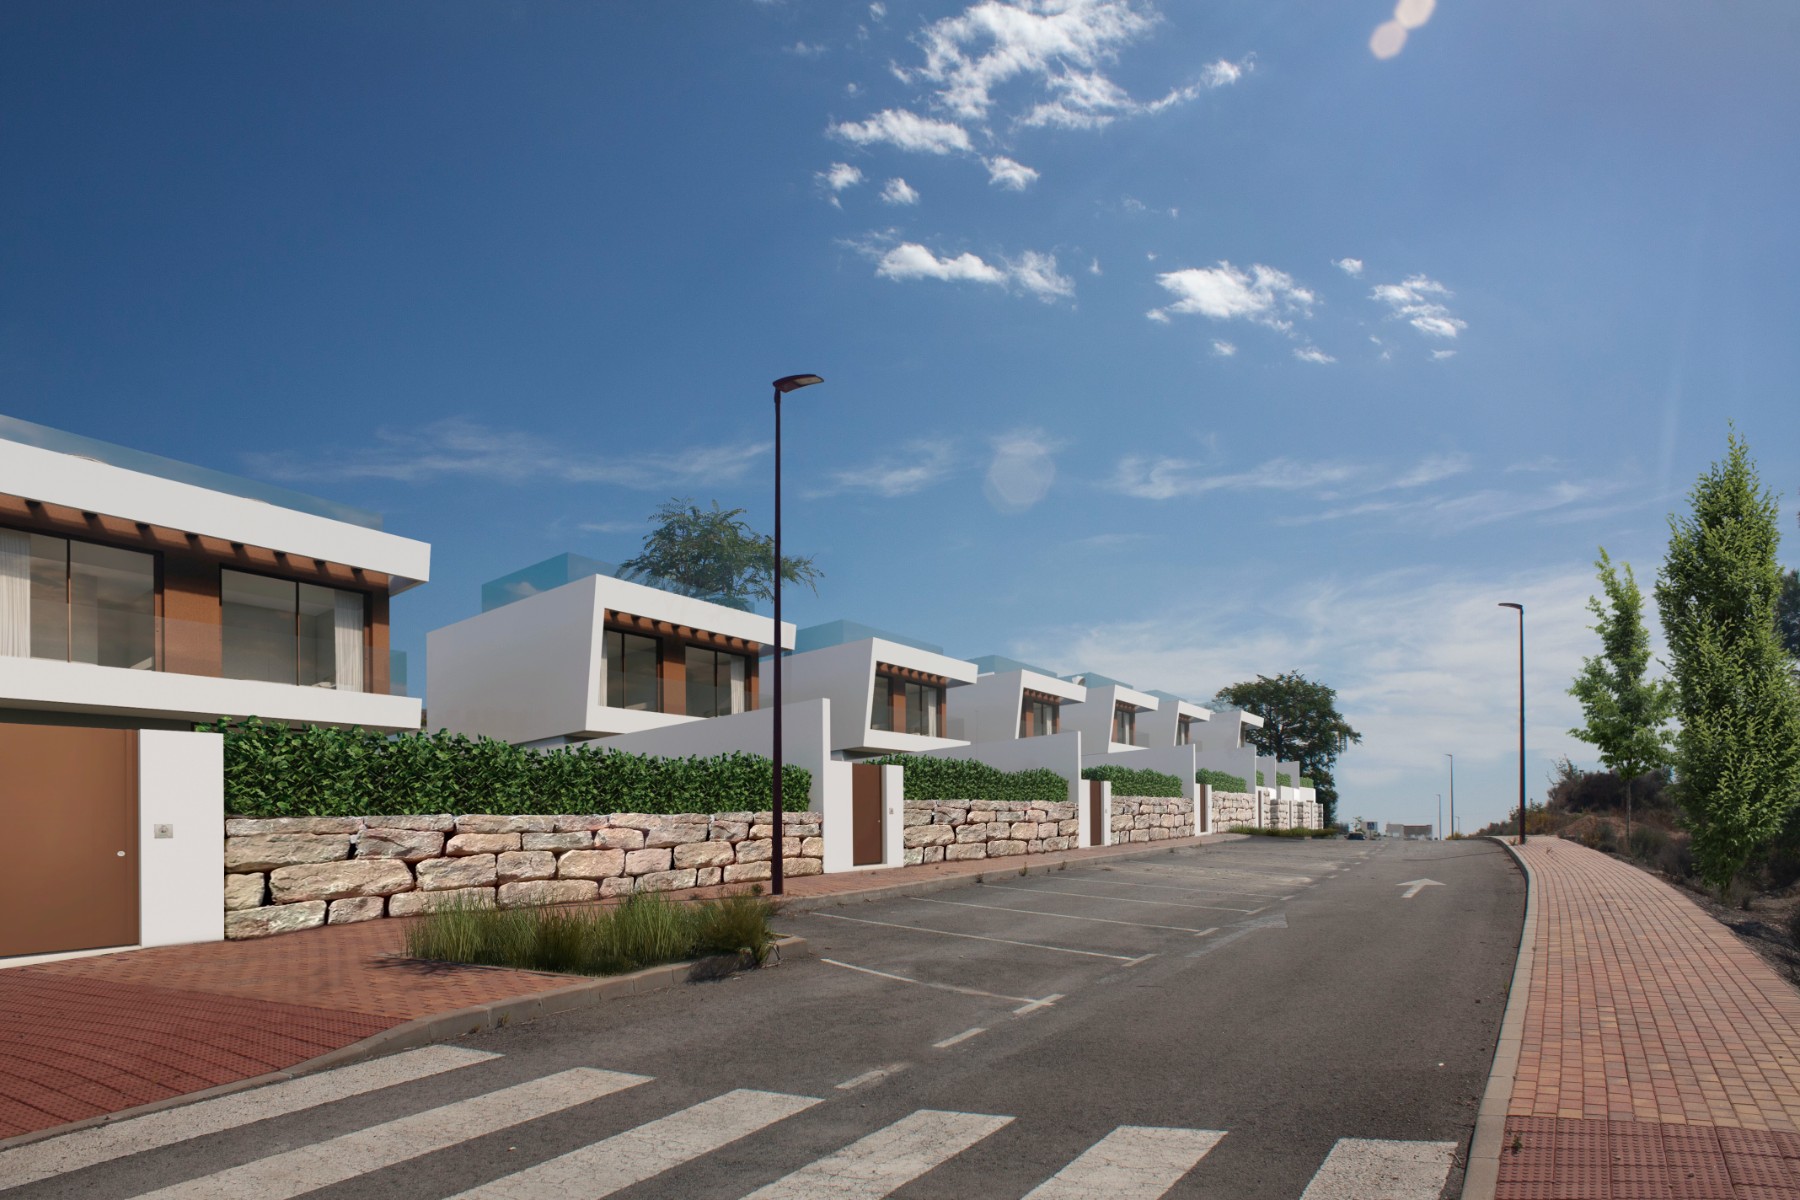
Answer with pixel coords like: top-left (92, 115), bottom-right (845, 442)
top-left (1498, 602), bottom-right (1523, 612)
top-left (773, 374), bottom-right (824, 394)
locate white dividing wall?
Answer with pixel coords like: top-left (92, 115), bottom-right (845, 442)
top-left (917, 730), bottom-right (1093, 843)
top-left (428, 575), bottom-right (603, 744)
top-left (603, 699), bottom-right (834, 814)
top-left (138, 730), bottom-right (223, 948)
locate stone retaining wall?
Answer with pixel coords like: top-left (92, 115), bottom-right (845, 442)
top-left (223, 811), bottom-right (824, 940)
top-left (1109, 795), bottom-right (1195, 843)
top-left (901, 799), bottom-right (1078, 866)
top-left (1210, 790), bottom-right (1258, 829)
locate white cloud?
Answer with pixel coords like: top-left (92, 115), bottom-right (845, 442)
top-left (1333, 257), bottom-right (1364, 276)
top-left (787, 41), bottom-right (829, 57)
top-left (1145, 309), bottom-right (1170, 324)
top-left (1283, 477), bottom-right (1639, 535)
top-left (1007, 250), bottom-right (1074, 302)
top-left (869, 1), bottom-right (886, 17)
top-left (985, 428), bottom-right (1060, 513)
top-left (1120, 195), bottom-right (1177, 218)
top-left (1293, 346), bottom-right (1335, 364)
top-left (249, 419), bottom-right (769, 488)
top-left (1108, 455), bottom-right (1355, 500)
top-left (813, 440), bottom-right (955, 497)
top-left (1088, 257), bottom-right (1102, 275)
top-left (1391, 451), bottom-right (1472, 489)
top-left (866, 239), bottom-right (1072, 302)
top-left (1371, 273), bottom-right (1468, 338)
top-left (1211, 339), bottom-right (1236, 356)
top-left (1200, 57), bottom-right (1250, 88)
top-left (880, 177), bottom-right (920, 205)
top-left (1431, 349), bottom-right (1458, 361)
top-left (829, 108), bottom-right (973, 154)
top-left (819, 162), bottom-right (864, 192)
top-left (984, 155), bottom-right (1040, 190)
top-left (1148, 261), bottom-right (1316, 330)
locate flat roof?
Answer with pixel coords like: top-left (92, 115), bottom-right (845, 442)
top-left (795, 619), bottom-right (943, 655)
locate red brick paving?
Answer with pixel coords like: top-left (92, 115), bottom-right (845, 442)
top-left (0, 833), bottom-right (1227, 1141)
top-left (1495, 838), bottom-right (1800, 1199)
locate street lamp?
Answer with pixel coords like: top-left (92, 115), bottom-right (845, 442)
top-left (1499, 602), bottom-right (1525, 845)
top-left (1437, 793), bottom-right (1443, 841)
top-left (770, 374), bottom-right (823, 897)
top-left (1444, 752), bottom-right (1455, 838)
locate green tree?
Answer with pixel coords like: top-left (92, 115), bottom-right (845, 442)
top-left (619, 498), bottom-right (821, 605)
top-left (1212, 672), bottom-right (1362, 826)
top-left (1778, 567), bottom-right (1800, 661)
top-left (1653, 434), bottom-right (1800, 892)
top-left (1568, 548), bottom-right (1674, 840)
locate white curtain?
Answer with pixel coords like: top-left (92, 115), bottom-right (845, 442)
top-left (0, 529), bottom-right (29, 658)
top-left (333, 590), bottom-right (365, 692)
top-left (728, 653), bottom-right (746, 714)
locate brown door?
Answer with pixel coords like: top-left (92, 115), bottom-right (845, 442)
top-left (851, 763), bottom-right (884, 867)
top-left (1088, 780), bottom-right (1104, 846)
top-left (0, 724), bottom-right (139, 958)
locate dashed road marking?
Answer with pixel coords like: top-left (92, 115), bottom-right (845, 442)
top-left (916, 896), bottom-right (1232, 932)
top-left (1022, 1125), bottom-right (1227, 1199)
top-left (933, 1028), bottom-right (985, 1049)
top-left (812, 912), bottom-right (1143, 961)
top-left (835, 1064), bottom-right (910, 1091)
top-left (980, 882), bottom-right (1260, 912)
top-left (740, 1109), bottom-right (1013, 1199)
top-left (818, 957), bottom-right (1047, 1009)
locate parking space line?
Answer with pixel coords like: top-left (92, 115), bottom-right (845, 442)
top-left (835, 1065), bottom-right (909, 1091)
top-left (918, 896), bottom-right (1226, 933)
top-left (819, 958), bottom-right (1043, 1007)
top-left (980, 882), bottom-right (1260, 912)
top-left (1012, 994), bottom-right (1064, 1014)
top-left (1110, 864), bottom-right (1316, 887)
top-left (933, 1028), bottom-right (985, 1049)
top-left (1054, 876), bottom-right (1289, 900)
top-left (812, 912), bottom-right (1140, 961)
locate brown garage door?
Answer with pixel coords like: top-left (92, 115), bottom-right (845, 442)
top-left (851, 763), bottom-right (884, 867)
top-left (1088, 780), bottom-right (1105, 846)
top-left (0, 724), bottom-right (139, 958)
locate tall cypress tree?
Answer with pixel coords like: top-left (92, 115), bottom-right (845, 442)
top-left (1654, 434), bottom-right (1800, 892)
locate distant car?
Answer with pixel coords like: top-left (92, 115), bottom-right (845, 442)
top-left (1346, 831), bottom-right (1366, 840)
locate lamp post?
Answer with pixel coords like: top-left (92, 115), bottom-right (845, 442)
top-left (770, 374), bottom-right (823, 897)
top-left (1444, 752), bottom-right (1455, 838)
top-left (1437, 793), bottom-right (1443, 841)
top-left (1499, 602), bottom-right (1525, 845)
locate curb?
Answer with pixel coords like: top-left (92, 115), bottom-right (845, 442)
top-left (0, 935), bottom-right (810, 1154)
top-left (1462, 838), bottom-right (1536, 1199)
top-left (774, 833), bottom-right (1250, 915)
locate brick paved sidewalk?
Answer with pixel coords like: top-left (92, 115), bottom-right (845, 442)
top-left (1494, 838), bottom-right (1800, 1199)
top-left (0, 832), bottom-right (1229, 1142)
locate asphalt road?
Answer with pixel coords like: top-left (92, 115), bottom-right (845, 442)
top-left (1, 836), bottom-right (1524, 1200)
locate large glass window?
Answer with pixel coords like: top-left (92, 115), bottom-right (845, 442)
top-left (1, 531), bottom-right (156, 669)
top-left (1176, 716), bottom-right (1195, 746)
top-left (1021, 696), bottom-right (1058, 738)
top-left (685, 646), bottom-right (748, 718)
top-left (874, 674), bottom-right (942, 736)
top-left (904, 680), bottom-right (940, 737)
top-left (1112, 703), bottom-right (1137, 745)
top-left (604, 629), bottom-right (660, 711)
top-left (221, 570), bottom-right (365, 689)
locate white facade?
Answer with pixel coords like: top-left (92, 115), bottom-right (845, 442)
top-left (947, 666), bottom-right (1086, 744)
top-left (1140, 691), bottom-right (1213, 749)
top-left (1059, 676), bottom-right (1161, 754)
top-left (137, 730), bottom-right (225, 948)
top-left (1192, 708), bottom-right (1264, 792)
top-left (776, 636), bottom-right (979, 759)
top-left (427, 572), bottom-right (796, 746)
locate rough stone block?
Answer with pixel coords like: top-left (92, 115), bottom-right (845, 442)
top-left (723, 861), bottom-right (772, 884)
top-left (801, 836), bottom-right (826, 857)
top-left (641, 820), bottom-right (709, 849)
top-left (360, 814), bottom-right (455, 832)
top-left (600, 875), bottom-right (638, 897)
top-left (709, 821), bottom-right (749, 842)
top-left (552, 815), bottom-right (612, 831)
top-left (593, 828), bottom-right (645, 851)
top-left (673, 841), bottom-right (733, 870)
top-left (416, 854), bottom-right (497, 890)
top-left (904, 824), bottom-right (954, 848)
top-left (328, 896), bottom-right (385, 924)
top-left (558, 848), bottom-right (626, 880)
top-left (903, 847), bottom-right (924, 866)
top-left (903, 809), bottom-right (930, 827)
top-left (945, 843), bottom-right (987, 862)
top-left (922, 846), bottom-right (945, 864)
top-left (225, 833), bottom-right (352, 872)
top-left (522, 832), bottom-right (592, 851)
top-left (498, 850), bottom-right (556, 883)
top-left (953, 825), bottom-right (987, 845)
top-left (693, 867), bottom-right (723, 887)
top-left (447, 832), bottom-right (519, 855)
top-left (967, 810), bottom-right (995, 825)
top-left (269, 859), bottom-right (414, 903)
top-left (987, 839), bottom-right (1027, 857)
top-left (225, 901), bottom-right (327, 940)
top-left (636, 868), bottom-right (698, 893)
top-left (389, 887), bottom-right (495, 916)
top-left (225, 817), bottom-right (360, 836)
top-left (735, 839), bottom-right (772, 863)
top-left (498, 879), bottom-right (599, 908)
top-left (455, 814), bottom-right (554, 834)
top-left (357, 829), bottom-right (445, 862)
top-left (784, 857), bottom-right (823, 877)
top-left (223, 872), bottom-right (266, 911)
top-left (625, 848), bottom-right (673, 876)
top-left (1010, 821), bottom-right (1038, 840)
top-left (607, 813), bottom-right (663, 831)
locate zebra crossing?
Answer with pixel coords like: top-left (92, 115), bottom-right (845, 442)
top-left (0, 1046), bottom-right (1461, 1200)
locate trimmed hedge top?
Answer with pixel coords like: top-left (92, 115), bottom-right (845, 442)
top-left (206, 719), bottom-right (811, 819)
top-left (1276, 771), bottom-right (1294, 788)
top-left (1081, 764), bottom-right (1185, 798)
top-left (871, 755), bottom-right (1068, 805)
top-left (1299, 775), bottom-right (1314, 788)
top-left (1197, 769), bottom-right (1249, 793)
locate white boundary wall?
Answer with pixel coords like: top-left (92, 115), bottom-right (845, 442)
top-left (138, 729), bottom-right (224, 948)
top-left (917, 730), bottom-right (1090, 840)
top-left (1082, 743), bottom-right (1202, 834)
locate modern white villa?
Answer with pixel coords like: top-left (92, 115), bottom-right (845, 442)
top-left (0, 414), bottom-right (429, 733)
top-left (775, 620), bottom-right (979, 759)
top-left (426, 554), bottom-right (796, 747)
top-left (947, 653), bottom-right (1087, 743)
top-left (1057, 671), bottom-right (1161, 753)
top-left (1142, 689), bottom-right (1214, 748)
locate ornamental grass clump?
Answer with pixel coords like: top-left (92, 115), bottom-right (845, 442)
top-left (403, 891), bottom-right (777, 977)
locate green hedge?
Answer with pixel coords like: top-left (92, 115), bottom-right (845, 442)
top-left (1081, 764), bottom-right (1185, 798)
top-left (206, 719), bottom-right (811, 818)
top-left (870, 755), bottom-right (1068, 805)
top-left (1256, 770), bottom-right (1265, 786)
top-left (1197, 769), bottom-right (1249, 792)
top-left (1299, 775), bottom-right (1314, 788)
top-left (1276, 771), bottom-right (1294, 788)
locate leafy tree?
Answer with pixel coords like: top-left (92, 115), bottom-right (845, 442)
top-left (1653, 434), bottom-right (1800, 892)
top-left (1568, 548), bottom-right (1675, 840)
top-left (619, 498), bottom-right (821, 605)
top-left (1779, 567), bottom-right (1800, 661)
top-left (1212, 672), bottom-right (1362, 826)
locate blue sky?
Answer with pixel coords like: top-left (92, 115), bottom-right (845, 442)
top-left (4, 1), bottom-right (1796, 832)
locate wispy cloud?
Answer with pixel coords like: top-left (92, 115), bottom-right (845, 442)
top-left (1392, 451), bottom-right (1472, 488)
top-left (984, 155), bottom-right (1040, 190)
top-left (860, 236), bottom-right (1073, 303)
top-left (1282, 477), bottom-right (1639, 534)
top-left (787, 41), bottom-right (829, 57)
top-left (1070, 531), bottom-right (1155, 550)
top-left (1293, 346), bottom-right (1335, 364)
top-left (829, 108), bottom-right (973, 154)
top-left (812, 439), bottom-right (957, 498)
top-left (819, 162), bottom-right (864, 191)
top-left (880, 177), bottom-right (920, 205)
top-left (1333, 257), bottom-right (1364, 277)
top-left (1371, 273), bottom-right (1467, 338)
top-left (1147, 261), bottom-right (1316, 331)
top-left (1211, 339), bottom-right (1237, 357)
top-left (1108, 455), bottom-right (1355, 500)
top-left (249, 419), bottom-right (769, 488)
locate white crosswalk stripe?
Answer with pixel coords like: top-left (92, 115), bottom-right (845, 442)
top-left (739, 1109), bottom-right (1013, 1199)
top-left (1297, 1137), bottom-right (1458, 1199)
top-left (0, 1045), bottom-right (497, 1190)
top-left (1021, 1125), bottom-right (1226, 1199)
top-left (121, 1067), bottom-right (649, 1200)
top-left (446, 1088), bottom-right (819, 1199)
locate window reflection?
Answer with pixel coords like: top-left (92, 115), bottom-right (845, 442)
top-left (605, 629), bottom-right (660, 711)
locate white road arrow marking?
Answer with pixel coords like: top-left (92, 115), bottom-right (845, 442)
top-left (1397, 879), bottom-right (1443, 899)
